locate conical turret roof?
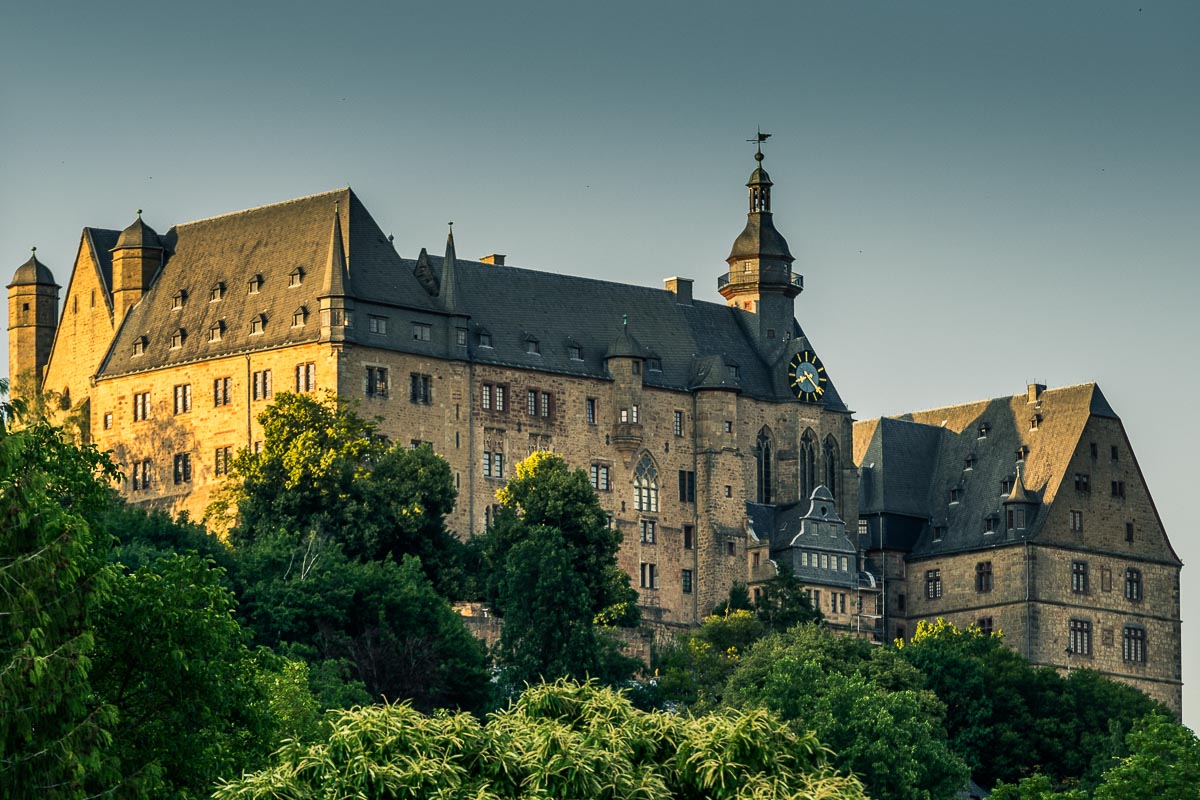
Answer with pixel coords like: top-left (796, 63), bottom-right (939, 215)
top-left (113, 212), bottom-right (163, 251)
top-left (8, 249), bottom-right (57, 287)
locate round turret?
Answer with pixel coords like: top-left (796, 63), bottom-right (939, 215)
top-left (113, 212), bottom-right (163, 252)
top-left (7, 249), bottom-right (57, 288)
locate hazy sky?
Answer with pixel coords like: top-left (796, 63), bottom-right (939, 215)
top-left (3, 2), bottom-right (1198, 727)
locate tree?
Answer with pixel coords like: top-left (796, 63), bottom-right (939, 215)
top-left (483, 451), bottom-right (639, 626)
top-left (213, 679), bottom-right (868, 800)
top-left (651, 610), bottom-right (767, 709)
top-left (754, 565), bottom-right (823, 631)
top-left (0, 410), bottom-right (120, 798)
top-left (1093, 712), bottom-right (1200, 800)
top-left (723, 624), bottom-right (969, 800)
top-left (212, 392), bottom-right (466, 595)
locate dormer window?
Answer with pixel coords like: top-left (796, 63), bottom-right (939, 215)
top-left (289, 268), bottom-right (304, 288)
top-left (170, 328), bottom-right (186, 349)
top-left (728, 364), bottom-right (740, 379)
top-left (209, 321), bottom-right (226, 342)
top-left (210, 282), bottom-right (226, 302)
top-left (964, 454), bottom-right (976, 471)
top-left (949, 487), bottom-right (961, 504)
top-left (479, 331), bottom-right (492, 348)
top-left (132, 335), bottom-right (148, 356)
top-left (248, 274), bottom-right (263, 294)
top-left (1030, 414), bottom-right (1042, 431)
top-left (569, 345), bottom-right (583, 360)
top-left (647, 357), bottom-right (662, 372)
top-left (977, 422), bottom-right (991, 438)
top-left (1016, 445), bottom-right (1030, 461)
top-left (292, 306), bottom-right (308, 327)
top-left (983, 515), bottom-right (997, 534)
top-left (172, 290), bottom-right (187, 310)
top-left (932, 526), bottom-right (946, 542)
top-left (526, 338), bottom-right (540, 355)
top-left (1001, 476), bottom-right (1014, 494)
top-left (250, 314), bottom-right (266, 335)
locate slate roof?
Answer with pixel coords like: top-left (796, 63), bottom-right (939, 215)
top-left (853, 383), bottom-right (1120, 558)
top-left (8, 251), bottom-right (57, 287)
top-left (95, 187), bottom-right (848, 409)
top-left (85, 228), bottom-right (119, 302)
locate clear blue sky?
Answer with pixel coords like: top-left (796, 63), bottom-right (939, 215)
top-left (3, 1), bottom-right (1198, 727)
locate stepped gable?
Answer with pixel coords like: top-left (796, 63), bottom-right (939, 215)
top-left (858, 383), bottom-right (1116, 558)
top-left (98, 188), bottom-right (435, 378)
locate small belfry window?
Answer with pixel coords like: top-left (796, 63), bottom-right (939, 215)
top-left (210, 282), bottom-right (226, 302)
top-left (634, 454), bottom-right (659, 513)
top-left (292, 306), bottom-right (308, 327)
top-left (250, 314), bottom-right (266, 335)
top-left (289, 268), bottom-right (304, 287)
top-left (248, 274), bottom-right (263, 294)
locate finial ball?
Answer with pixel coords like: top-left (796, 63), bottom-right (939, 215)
top-left (31, 246), bottom-right (36, 253)
top-left (754, 151), bottom-right (764, 163)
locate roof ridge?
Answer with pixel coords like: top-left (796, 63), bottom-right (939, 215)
top-left (172, 187), bottom-right (350, 230)
top-left (893, 382), bottom-right (1100, 419)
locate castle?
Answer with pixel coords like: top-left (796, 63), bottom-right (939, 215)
top-left (6, 150), bottom-right (1182, 713)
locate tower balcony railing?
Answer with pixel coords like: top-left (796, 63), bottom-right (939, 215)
top-left (718, 270), bottom-right (803, 292)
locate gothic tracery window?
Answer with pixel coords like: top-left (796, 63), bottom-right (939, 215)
top-left (824, 435), bottom-right (839, 499)
top-left (756, 428), bottom-right (773, 504)
top-left (800, 429), bottom-right (817, 501)
top-left (634, 453), bottom-right (658, 513)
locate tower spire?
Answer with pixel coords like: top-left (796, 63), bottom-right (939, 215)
top-left (439, 222), bottom-right (459, 311)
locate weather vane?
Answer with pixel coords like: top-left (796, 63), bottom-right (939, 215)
top-left (747, 128), bottom-right (771, 161)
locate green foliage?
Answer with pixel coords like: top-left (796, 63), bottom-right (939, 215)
top-left (0, 416), bottom-right (119, 798)
top-left (104, 503), bottom-right (236, 576)
top-left (87, 554), bottom-right (280, 796)
top-left (754, 565), bottom-right (824, 631)
top-left (652, 610), bottom-right (767, 709)
top-left (989, 774), bottom-right (1087, 800)
top-left (1093, 712), bottom-right (1200, 800)
top-left (724, 624), bottom-right (969, 800)
top-left (213, 392), bottom-right (466, 595)
top-left (239, 530), bottom-right (490, 713)
top-left (899, 619), bottom-right (1165, 790)
top-left (213, 679), bottom-right (867, 800)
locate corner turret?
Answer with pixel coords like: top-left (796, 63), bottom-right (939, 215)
top-left (111, 211), bottom-right (164, 320)
top-left (318, 202), bottom-right (354, 343)
top-left (7, 247), bottom-right (60, 397)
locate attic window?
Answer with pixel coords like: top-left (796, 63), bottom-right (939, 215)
top-left (977, 422), bottom-right (990, 438)
top-left (479, 331), bottom-right (492, 348)
top-left (933, 526), bottom-right (946, 542)
top-left (964, 454), bottom-right (976, 471)
top-left (209, 321), bottom-right (226, 342)
top-left (1001, 476), bottom-right (1014, 494)
top-left (172, 290), bottom-right (187, 310)
top-left (289, 268), bottom-right (304, 288)
top-left (170, 329), bottom-right (186, 349)
top-left (1016, 445), bottom-right (1030, 461)
top-left (647, 357), bottom-right (662, 372)
top-left (248, 274), bottom-right (263, 294)
top-left (250, 314), bottom-right (266, 335)
top-left (132, 336), bottom-right (148, 356)
top-left (728, 364), bottom-right (740, 379)
top-left (983, 516), bottom-right (997, 534)
top-left (1030, 414), bottom-right (1042, 431)
top-left (569, 345), bottom-right (583, 360)
top-left (210, 282), bottom-right (226, 302)
top-left (526, 338), bottom-right (540, 355)
top-left (292, 306), bottom-right (308, 327)
top-left (949, 487), bottom-right (961, 504)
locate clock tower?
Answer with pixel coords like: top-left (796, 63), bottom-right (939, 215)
top-left (718, 146), bottom-right (803, 344)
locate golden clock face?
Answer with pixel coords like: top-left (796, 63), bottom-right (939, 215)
top-left (788, 350), bottom-right (827, 402)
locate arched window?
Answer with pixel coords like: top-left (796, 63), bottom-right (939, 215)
top-left (824, 435), bottom-right (840, 499)
top-left (756, 427), bottom-right (773, 504)
top-left (800, 429), bottom-right (817, 500)
top-left (634, 454), bottom-right (658, 513)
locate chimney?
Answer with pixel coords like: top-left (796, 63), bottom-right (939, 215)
top-left (1027, 382), bottom-right (1046, 403)
top-left (480, 254), bottom-right (506, 266)
top-left (664, 276), bottom-right (693, 305)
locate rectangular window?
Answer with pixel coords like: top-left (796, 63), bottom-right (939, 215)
top-left (640, 519), bottom-right (656, 544)
top-left (368, 316), bottom-right (388, 335)
top-left (1111, 480), bottom-right (1126, 499)
top-left (839, 593), bottom-right (847, 614)
top-left (173, 384), bottom-right (192, 415)
top-left (830, 593), bottom-right (837, 613)
top-left (1071, 560), bottom-right (1089, 594)
top-left (214, 446), bottom-right (232, 477)
top-left (252, 370), bottom-right (273, 401)
top-left (131, 459), bottom-right (152, 491)
top-left (639, 562), bottom-right (658, 590)
top-left (412, 322), bottom-right (431, 341)
top-left (527, 390), bottom-right (537, 416)
top-left (840, 556), bottom-right (849, 572)
top-left (1101, 567), bottom-right (1113, 593)
top-left (1070, 510), bottom-right (1084, 533)
top-left (678, 470), bottom-right (696, 503)
top-left (295, 362), bottom-right (316, 392)
top-left (213, 377), bottom-right (232, 407)
top-left (540, 392), bottom-right (551, 418)
top-left (983, 516), bottom-right (997, 534)
top-left (683, 525), bottom-right (694, 550)
top-left (586, 398), bottom-right (597, 425)
top-left (456, 327), bottom-right (468, 346)
top-left (673, 410), bottom-right (684, 437)
top-left (978, 617), bottom-right (994, 636)
top-left (589, 464), bottom-right (611, 491)
top-left (482, 384), bottom-right (492, 410)
top-left (1111, 445), bottom-right (1119, 461)
top-left (1125, 522), bottom-right (1135, 543)
top-left (1074, 473), bottom-right (1090, 492)
top-left (631, 405), bottom-right (639, 424)
top-left (681, 569), bottom-right (693, 594)
top-left (173, 453), bottom-right (192, 485)
top-left (976, 561), bottom-right (993, 593)
top-left (753, 552), bottom-right (761, 568)
top-left (858, 519), bottom-right (868, 537)
top-left (495, 384), bottom-right (506, 412)
top-left (483, 451), bottom-right (492, 478)
top-left (133, 391), bottom-right (151, 421)
top-left (410, 373), bottom-right (432, 405)
top-left (722, 420), bottom-right (732, 433)
top-left (897, 593), bottom-right (906, 613)
top-left (365, 367), bottom-right (389, 397)
top-left (1122, 626), bottom-right (1146, 663)
top-left (1125, 569), bottom-right (1143, 602)
top-left (1069, 619), bottom-right (1093, 657)
top-left (103, 412), bottom-right (113, 430)
top-left (620, 408), bottom-right (629, 423)
top-left (925, 569), bottom-right (942, 599)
